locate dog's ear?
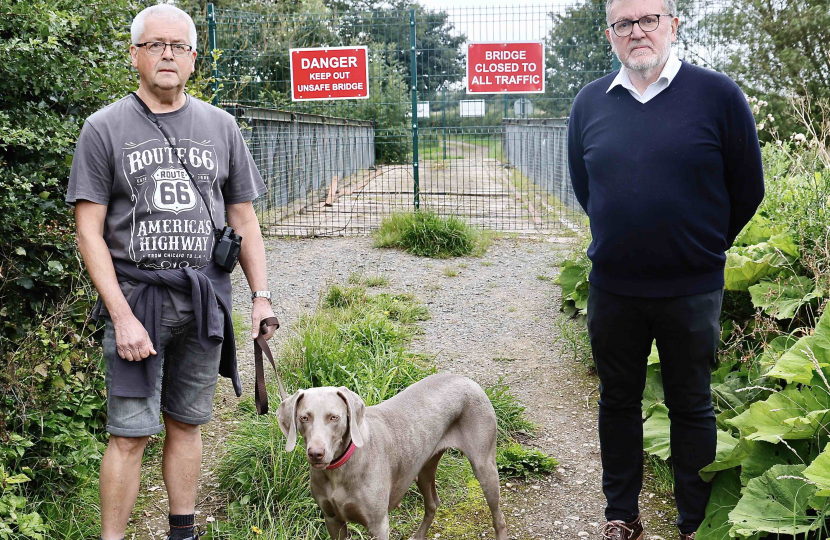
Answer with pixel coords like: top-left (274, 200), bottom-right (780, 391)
top-left (277, 390), bottom-right (304, 452)
top-left (337, 387), bottom-right (366, 448)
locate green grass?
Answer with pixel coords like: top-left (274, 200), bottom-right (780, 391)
top-left (419, 143), bottom-right (462, 160)
top-left (536, 274), bottom-right (552, 281)
top-left (212, 282), bottom-right (549, 539)
top-left (554, 316), bottom-right (593, 367)
top-left (485, 381), bottom-right (536, 444)
top-left (38, 476), bottom-right (101, 540)
top-left (443, 266), bottom-right (459, 277)
top-left (348, 272), bottom-right (390, 288)
top-left (374, 211), bottom-right (491, 258)
top-left (646, 454), bottom-right (675, 496)
top-left (457, 133), bottom-right (503, 160)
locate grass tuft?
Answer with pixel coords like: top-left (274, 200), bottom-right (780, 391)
top-left (496, 442), bottom-right (558, 479)
top-left (485, 381), bottom-right (536, 444)
top-left (323, 283), bottom-right (367, 309)
top-left (443, 266), bottom-right (459, 277)
top-left (374, 211), bottom-right (491, 258)
top-left (348, 272), bottom-right (390, 288)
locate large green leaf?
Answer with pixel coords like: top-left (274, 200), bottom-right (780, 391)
top-left (723, 251), bottom-right (788, 292)
top-left (696, 469), bottom-right (744, 540)
top-left (740, 440), bottom-right (817, 487)
top-left (642, 363), bottom-right (664, 417)
top-left (733, 214), bottom-right (779, 246)
top-left (767, 307), bottom-right (830, 384)
top-left (728, 464), bottom-right (820, 538)
top-left (803, 442), bottom-right (830, 496)
top-left (647, 341), bottom-right (660, 365)
top-left (727, 386), bottom-right (830, 442)
top-left (749, 276), bottom-right (822, 320)
top-left (556, 259), bottom-right (590, 316)
top-left (643, 403), bottom-right (671, 459)
top-left (700, 431), bottom-right (749, 482)
top-left (643, 406), bottom-right (742, 465)
top-left (766, 232), bottom-right (800, 258)
top-left (711, 372), bottom-right (773, 417)
top-left (556, 259), bottom-right (589, 298)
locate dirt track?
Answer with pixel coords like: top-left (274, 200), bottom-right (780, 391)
top-left (131, 235), bottom-right (678, 540)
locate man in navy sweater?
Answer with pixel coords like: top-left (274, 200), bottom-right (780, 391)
top-left (567, 0), bottom-right (764, 538)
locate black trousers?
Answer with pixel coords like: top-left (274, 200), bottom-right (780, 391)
top-left (586, 284), bottom-right (722, 534)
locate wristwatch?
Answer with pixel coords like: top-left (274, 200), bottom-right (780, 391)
top-left (251, 290), bottom-right (272, 303)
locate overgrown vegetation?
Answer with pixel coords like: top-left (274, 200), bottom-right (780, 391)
top-left (374, 212), bottom-right (491, 258)
top-left (554, 98), bottom-right (830, 538)
top-left (211, 282), bottom-right (553, 539)
top-left (0, 2), bottom-right (138, 538)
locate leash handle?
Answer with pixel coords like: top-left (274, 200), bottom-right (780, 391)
top-left (254, 316), bottom-right (285, 415)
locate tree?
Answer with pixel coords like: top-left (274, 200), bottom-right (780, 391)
top-left (0, 0), bottom-right (136, 348)
top-left (709, 0), bottom-right (830, 139)
top-left (545, 0), bottom-right (612, 117)
top-left (326, 0), bottom-right (467, 98)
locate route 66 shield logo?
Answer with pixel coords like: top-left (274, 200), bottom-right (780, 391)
top-left (152, 168), bottom-right (197, 214)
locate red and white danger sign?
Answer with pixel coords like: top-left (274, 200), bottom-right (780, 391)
top-left (290, 46), bottom-right (370, 101)
top-left (466, 42), bottom-right (545, 94)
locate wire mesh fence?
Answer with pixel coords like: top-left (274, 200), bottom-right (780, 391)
top-left (194, 1), bottom-right (730, 236)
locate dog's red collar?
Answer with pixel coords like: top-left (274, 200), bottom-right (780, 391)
top-left (326, 441), bottom-right (356, 470)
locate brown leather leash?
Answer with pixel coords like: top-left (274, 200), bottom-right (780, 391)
top-left (254, 316), bottom-right (286, 415)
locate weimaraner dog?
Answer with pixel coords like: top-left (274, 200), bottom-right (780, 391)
top-left (277, 372), bottom-right (508, 540)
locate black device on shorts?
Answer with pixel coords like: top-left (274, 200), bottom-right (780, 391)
top-left (130, 92), bottom-right (242, 273)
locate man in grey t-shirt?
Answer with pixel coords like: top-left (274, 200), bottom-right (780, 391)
top-left (66, 5), bottom-right (276, 540)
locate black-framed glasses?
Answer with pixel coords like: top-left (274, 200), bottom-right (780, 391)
top-left (136, 42), bottom-right (193, 57)
top-left (609, 14), bottom-right (673, 37)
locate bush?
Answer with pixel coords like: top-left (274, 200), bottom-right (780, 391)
top-left (0, 2), bottom-right (145, 537)
top-left (0, 0), bottom-right (135, 351)
top-left (374, 211), bottom-right (490, 258)
top-left (0, 278), bottom-right (107, 539)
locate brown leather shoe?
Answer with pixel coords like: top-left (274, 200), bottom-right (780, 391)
top-left (679, 533), bottom-right (696, 540)
top-left (598, 515), bottom-right (644, 540)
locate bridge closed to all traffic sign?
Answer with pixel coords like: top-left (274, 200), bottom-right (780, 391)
top-left (290, 46), bottom-right (370, 101)
top-left (466, 42), bottom-right (545, 94)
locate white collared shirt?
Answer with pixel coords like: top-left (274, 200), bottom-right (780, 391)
top-left (607, 52), bottom-right (682, 103)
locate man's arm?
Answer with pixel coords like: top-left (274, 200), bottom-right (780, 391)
top-left (75, 201), bottom-right (156, 361)
top-left (723, 88), bottom-right (765, 246)
top-left (226, 201), bottom-right (276, 341)
top-left (567, 95), bottom-right (590, 214)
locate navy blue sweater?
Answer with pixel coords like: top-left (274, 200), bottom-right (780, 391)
top-left (567, 62), bottom-right (764, 297)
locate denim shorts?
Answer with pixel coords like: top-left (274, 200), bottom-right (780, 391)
top-left (102, 314), bottom-right (223, 437)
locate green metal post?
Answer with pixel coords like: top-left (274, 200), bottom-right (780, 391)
top-left (503, 94), bottom-right (508, 119)
top-left (442, 87), bottom-right (446, 160)
top-left (207, 3), bottom-right (219, 106)
top-left (409, 9), bottom-right (419, 210)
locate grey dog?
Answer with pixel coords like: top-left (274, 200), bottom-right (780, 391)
top-left (277, 372), bottom-right (508, 540)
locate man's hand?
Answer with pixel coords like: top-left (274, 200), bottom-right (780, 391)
top-left (113, 313), bottom-right (157, 361)
top-left (251, 297), bottom-right (277, 341)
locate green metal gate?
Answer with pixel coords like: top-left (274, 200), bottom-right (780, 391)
top-left (195, 1), bottom-right (728, 236)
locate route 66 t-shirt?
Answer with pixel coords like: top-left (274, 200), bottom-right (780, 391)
top-left (67, 93), bottom-right (266, 324)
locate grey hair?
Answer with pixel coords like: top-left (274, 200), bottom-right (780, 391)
top-left (606, 0), bottom-right (677, 25)
top-left (131, 4), bottom-right (197, 50)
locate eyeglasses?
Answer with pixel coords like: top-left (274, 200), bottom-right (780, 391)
top-left (609, 14), bottom-right (673, 37)
top-left (136, 42), bottom-right (193, 57)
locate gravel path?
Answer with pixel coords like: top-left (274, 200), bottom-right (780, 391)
top-left (133, 235), bottom-right (678, 540)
